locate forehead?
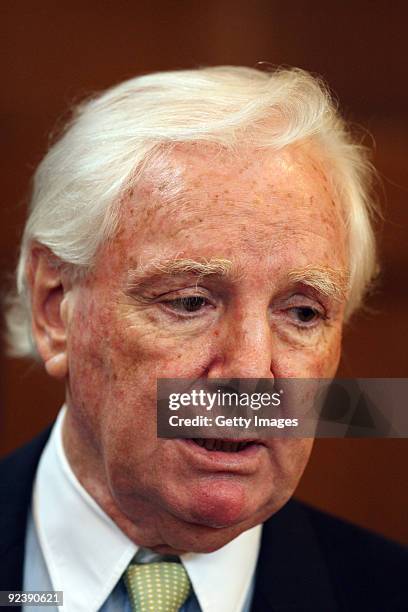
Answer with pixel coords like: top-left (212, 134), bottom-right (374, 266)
top-left (103, 143), bottom-right (347, 276)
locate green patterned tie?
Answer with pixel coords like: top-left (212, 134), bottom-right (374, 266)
top-left (124, 560), bottom-right (192, 612)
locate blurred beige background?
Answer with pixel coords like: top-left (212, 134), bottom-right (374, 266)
top-left (1, 1), bottom-right (407, 543)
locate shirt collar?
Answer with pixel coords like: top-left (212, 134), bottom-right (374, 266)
top-left (182, 526), bottom-right (261, 612)
top-left (33, 405), bottom-right (262, 612)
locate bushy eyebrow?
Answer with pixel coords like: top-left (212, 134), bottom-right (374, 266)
top-left (288, 266), bottom-right (349, 301)
top-left (125, 258), bottom-right (348, 302)
top-left (125, 258), bottom-right (234, 291)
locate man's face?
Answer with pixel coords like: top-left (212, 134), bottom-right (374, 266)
top-left (63, 142), bottom-right (348, 553)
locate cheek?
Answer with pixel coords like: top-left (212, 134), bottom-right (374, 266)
top-left (280, 439), bottom-right (314, 481)
top-left (311, 334), bottom-right (343, 377)
top-left (66, 300), bottom-right (160, 466)
top-left (66, 295), bottom-right (120, 420)
top-left (272, 327), bottom-right (343, 379)
top-left (317, 325), bottom-right (343, 375)
top-left (113, 312), bottom-right (217, 379)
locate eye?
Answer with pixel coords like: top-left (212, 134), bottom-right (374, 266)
top-left (289, 306), bottom-right (322, 326)
top-left (294, 306), bottom-right (318, 322)
top-left (163, 296), bottom-right (210, 313)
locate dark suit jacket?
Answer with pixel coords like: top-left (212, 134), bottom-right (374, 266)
top-left (0, 428), bottom-right (407, 611)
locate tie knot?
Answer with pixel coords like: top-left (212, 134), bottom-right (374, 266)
top-left (124, 560), bottom-right (192, 612)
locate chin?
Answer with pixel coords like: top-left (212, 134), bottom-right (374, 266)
top-left (158, 522), bottom-right (250, 555)
top-left (185, 480), bottom-right (250, 528)
top-left (159, 500), bottom-right (272, 555)
top-left (170, 482), bottom-right (286, 544)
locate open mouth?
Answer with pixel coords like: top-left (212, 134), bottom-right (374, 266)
top-left (191, 438), bottom-right (258, 452)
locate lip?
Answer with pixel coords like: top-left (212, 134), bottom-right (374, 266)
top-left (174, 438), bottom-right (267, 474)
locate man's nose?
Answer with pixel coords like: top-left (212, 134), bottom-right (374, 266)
top-left (207, 309), bottom-right (275, 380)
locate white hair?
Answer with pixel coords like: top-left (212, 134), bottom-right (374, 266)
top-left (5, 65), bottom-right (378, 357)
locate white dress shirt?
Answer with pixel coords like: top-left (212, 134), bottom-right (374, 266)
top-left (24, 406), bottom-right (261, 612)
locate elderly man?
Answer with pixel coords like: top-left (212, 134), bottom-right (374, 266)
top-left (0, 66), bottom-right (406, 611)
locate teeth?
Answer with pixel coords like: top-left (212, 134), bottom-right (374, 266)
top-left (192, 439), bottom-right (253, 452)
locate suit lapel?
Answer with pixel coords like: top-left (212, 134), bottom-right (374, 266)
top-left (0, 427), bottom-right (52, 590)
top-left (251, 500), bottom-right (338, 611)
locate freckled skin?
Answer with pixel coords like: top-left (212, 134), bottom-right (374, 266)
top-left (62, 142), bottom-right (348, 554)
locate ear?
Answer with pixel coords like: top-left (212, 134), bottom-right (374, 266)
top-left (27, 245), bottom-right (72, 379)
